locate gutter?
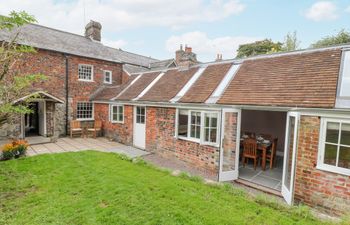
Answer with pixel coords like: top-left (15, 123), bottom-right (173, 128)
top-left (64, 54), bottom-right (69, 135)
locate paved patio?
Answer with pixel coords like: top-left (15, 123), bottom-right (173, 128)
top-left (27, 137), bottom-right (149, 158)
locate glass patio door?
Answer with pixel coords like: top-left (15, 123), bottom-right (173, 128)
top-left (219, 108), bottom-right (241, 181)
top-left (281, 112), bottom-right (299, 205)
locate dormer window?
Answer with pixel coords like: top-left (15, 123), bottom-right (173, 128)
top-left (339, 51), bottom-right (350, 97)
top-left (104, 70), bottom-right (112, 84)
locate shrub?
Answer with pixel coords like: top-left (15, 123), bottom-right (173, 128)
top-left (0, 139), bottom-right (29, 160)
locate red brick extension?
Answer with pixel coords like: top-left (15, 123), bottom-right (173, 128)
top-left (294, 116), bottom-right (350, 215)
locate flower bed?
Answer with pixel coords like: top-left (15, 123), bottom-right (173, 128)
top-left (1, 140), bottom-right (29, 160)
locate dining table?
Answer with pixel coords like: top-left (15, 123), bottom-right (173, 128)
top-left (240, 136), bottom-right (272, 171)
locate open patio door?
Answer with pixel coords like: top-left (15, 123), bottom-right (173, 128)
top-left (219, 108), bottom-right (241, 181)
top-left (281, 112), bottom-right (299, 205)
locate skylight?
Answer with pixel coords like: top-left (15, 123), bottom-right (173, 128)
top-left (206, 64), bottom-right (240, 104)
top-left (170, 66), bottom-right (207, 103)
top-left (339, 51), bottom-right (350, 97)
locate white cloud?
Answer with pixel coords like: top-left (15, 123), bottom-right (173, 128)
top-left (0, 0), bottom-right (245, 34)
top-left (165, 31), bottom-right (260, 62)
top-left (304, 1), bottom-right (338, 21)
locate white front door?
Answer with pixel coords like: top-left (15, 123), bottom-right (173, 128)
top-left (133, 106), bottom-right (146, 149)
top-left (219, 108), bottom-right (241, 181)
top-left (281, 112), bottom-right (299, 205)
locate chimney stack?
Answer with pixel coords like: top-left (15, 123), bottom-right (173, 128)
top-left (175, 44), bottom-right (198, 67)
top-left (85, 20), bottom-right (102, 42)
top-left (216, 53), bottom-right (223, 61)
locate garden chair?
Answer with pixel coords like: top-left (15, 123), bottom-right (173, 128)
top-left (87, 120), bottom-right (102, 138)
top-left (70, 120), bottom-right (83, 138)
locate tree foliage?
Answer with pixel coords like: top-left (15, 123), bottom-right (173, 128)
top-left (236, 39), bottom-right (283, 58)
top-left (282, 31), bottom-right (300, 51)
top-left (311, 29), bottom-right (350, 48)
top-left (0, 11), bottom-right (46, 126)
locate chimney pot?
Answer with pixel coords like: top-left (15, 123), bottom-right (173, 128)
top-left (185, 46), bottom-right (192, 53)
top-left (85, 20), bottom-right (102, 42)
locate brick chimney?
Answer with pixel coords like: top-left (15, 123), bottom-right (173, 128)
top-left (85, 20), bottom-right (102, 42)
top-left (175, 44), bottom-right (198, 67)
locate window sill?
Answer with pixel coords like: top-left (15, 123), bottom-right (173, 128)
top-left (111, 120), bottom-right (124, 124)
top-left (316, 164), bottom-right (350, 176)
top-left (177, 136), bottom-right (219, 147)
top-left (104, 82), bottom-right (112, 85)
top-left (78, 79), bottom-right (94, 82)
top-left (76, 118), bottom-right (94, 121)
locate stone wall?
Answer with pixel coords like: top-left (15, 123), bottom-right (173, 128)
top-left (294, 116), bottom-right (350, 215)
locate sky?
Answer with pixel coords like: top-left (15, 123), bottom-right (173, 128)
top-left (1, 0), bottom-right (350, 62)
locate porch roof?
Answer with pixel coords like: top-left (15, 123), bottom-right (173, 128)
top-left (15, 91), bottom-right (64, 104)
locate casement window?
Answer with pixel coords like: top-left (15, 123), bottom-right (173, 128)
top-left (104, 70), bottom-right (112, 84)
top-left (76, 102), bottom-right (94, 120)
top-left (176, 109), bottom-right (219, 146)
top-left (204, 113), bottom-right (218, 143)
top-left (78, 64), bottom-right (93, 81)
top-left (318, 118), bottom-right (350, 175)
top-left (190, 111), bottom-right (201, 139)
top-left (110, 105), bottom-right (124, 123)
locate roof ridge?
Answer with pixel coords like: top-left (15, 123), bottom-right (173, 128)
top-left (104, 45), bottom-right (159, 61)
top-left (27, 23), bottom-right (88, 39)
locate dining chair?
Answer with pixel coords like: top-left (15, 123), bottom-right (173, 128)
top-left (266, 138), bottom-right (278, 169)
top-left (70, 120), bottom-right (83, 138)
top-left (87, 120), bottom-right (102, 138)
top-left (242, 138), bottom-right (259, 170)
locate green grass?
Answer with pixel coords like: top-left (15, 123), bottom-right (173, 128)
top-left (0, 151), bottom-right (330, 225)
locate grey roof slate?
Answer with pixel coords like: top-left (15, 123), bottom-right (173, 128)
top-left (0, 23), bottom-right (158, 66)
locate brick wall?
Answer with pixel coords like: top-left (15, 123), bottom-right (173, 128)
top-left (146, 107), bottom-right (219, 174)
top-left (94, 103), bottom-right (133, 145)
top-left (6, 49), bottom-right (123, 138)
top-left (294, 116), bottom-right (350, 215)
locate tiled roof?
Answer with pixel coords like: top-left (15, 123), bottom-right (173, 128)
top-left (179, 63), bottom-right (233, 103)
top-left (217, 48), bottom-right (342, 108)
top-left (139, 67), bottom-right (199, 102)
top-left (91, 76), bottom-right (137, 101)
top-left (0, 23), bottom-right (158, 66)
top-left (115, 72), bottom-right (161, 100)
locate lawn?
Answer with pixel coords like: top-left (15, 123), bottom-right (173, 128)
top-left (0, 151), bottom-right (329, 225)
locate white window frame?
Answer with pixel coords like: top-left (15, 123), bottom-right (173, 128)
top-left (104, 70), bottom-right (112, 84)
top-left (110, 104), bottom-right (124, 123)
top-left (317, 117), bottom-right (350, 176)
top-left (203, 112), bottom-right (220, 145)
top-left (175, 108), bottom-right (220, 147)
top-left (76, 102), bottom-right (94, 121)
top-left (78, 64), bottom-right (94, 82)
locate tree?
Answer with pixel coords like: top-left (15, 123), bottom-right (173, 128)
top-left (236, 39), bottom-right (283, 58)
top-left (282, 31), bottom-right (300, 51)
top-left (0, 11), bottom-right (46, 128)
top-left (311, 29), bottom-right (350, 48)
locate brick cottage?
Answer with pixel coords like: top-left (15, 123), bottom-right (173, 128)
top-left (1, 21), bottom-right (350, 215)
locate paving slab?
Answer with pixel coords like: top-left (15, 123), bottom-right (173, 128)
top-left (27, 137), bottom-right (149, 158)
